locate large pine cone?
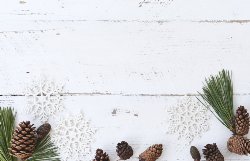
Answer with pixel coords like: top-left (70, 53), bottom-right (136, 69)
top-left (235, 106), bottom-right (249, 136)
top-left (37, 123), bottom-right (51, 141)
top-left (116, 141), bottom-right (133, 160)
top-left (190, 146), bottom-right (201, 161)
top-left (227, 135), bottom-right (250, 155)
top-left (93, 149), bottom-right (110, 161)
top-left (139, 144), bottom-right (163, 161)
top-left (202, 143), bottom-right (224, 161)
top-left (9, 121), bottom-right (37, 160)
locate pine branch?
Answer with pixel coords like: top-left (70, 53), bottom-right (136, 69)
top-left (197, 69), bottom-right (235, 133)
top-left (27, 134), bottom-right (60, 161)
top-left (0, 107), bottom-right (17, 161)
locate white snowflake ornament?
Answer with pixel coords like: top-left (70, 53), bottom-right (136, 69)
top-left (25, 78), bottom-right (64, 122)
top-left (166, 96), bottom-right (210, 144)
top-left (52, 113), bottom-right (96, 161)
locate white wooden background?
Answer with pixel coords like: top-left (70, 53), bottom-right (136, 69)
top-left (1, 0), bottom-right (250, 160)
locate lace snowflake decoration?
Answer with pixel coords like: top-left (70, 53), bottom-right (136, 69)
top-left (166, 96), bottom-right (210, 144)
top-left (52, 113), bottom-right (96, 161)
top-left (25, 78), bottom-right (64, 122)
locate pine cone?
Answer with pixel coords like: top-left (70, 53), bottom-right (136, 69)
top-left (202, 143), bottom-right (224, 161)
top-left (190, 146), bottom-right (201, 161)
top-left (235, 106), bottom-right (249, 136)
top-left (93, 149), bottom-right (110, 161)
top-left (37, 123), bottom-right (51, 141)
top-left (227, 135), bottom-right (250, 155)
top-left (116, 141), bottom-right (133, 160)
top-left (139, 144), bottom-right (163, 161)
top-left (9, 121), bottom-right (37, 160)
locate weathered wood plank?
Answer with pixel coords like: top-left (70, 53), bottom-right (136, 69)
top-left (1, 95), bottom-right (249, 160)
top-left (0, 21), bottom-right (250, 95)
top-left (0, 0), bottom-right (250, 21)
top-left (1, 1), bottom-right (249, 161)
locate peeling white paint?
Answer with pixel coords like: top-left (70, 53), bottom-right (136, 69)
top-left (0, 0), bottom-right (250, 160)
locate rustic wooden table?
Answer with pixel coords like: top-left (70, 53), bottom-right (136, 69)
top-left (0, 0), bottom-right (250, 160)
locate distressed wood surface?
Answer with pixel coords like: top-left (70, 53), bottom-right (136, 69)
top-left (1, 0), bottom-right (250, 160)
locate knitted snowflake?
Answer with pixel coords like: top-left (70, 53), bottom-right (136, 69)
top-left (166, 96), bottom-right (210, 144)
top-left (25, 78), bottom-right (64, 122)
top-left (52, 113), bottom-right (96, 161)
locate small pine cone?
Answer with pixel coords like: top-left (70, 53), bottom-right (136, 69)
top-left (227, 135), bottom-right (250, 155)
top-left (116, 141), bottom-right (133, 160)
top-left (190, 146), bottom-right (201, 161)
top-left (37, 123), bottom-right (51, 141)
top-left (139, 144), bottom-right (163, 161)
top-left (202, 143), bottom-right (224, 161)
top-left (9, 121), bottom-right (37, 160)
top-left (235, 106), bottom-right (249, 136)
top-left (93, 149), bottom-right (110, 161)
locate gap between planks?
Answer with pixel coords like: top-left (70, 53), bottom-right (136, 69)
top-left (0, 19), bottom-right (249, 34)
top-left (1, 19), bottom-right (250, 24)
top-left (1, 92), bottom-right (250, 97)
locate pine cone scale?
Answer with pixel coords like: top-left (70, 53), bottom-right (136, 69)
top-left (93, 149), bottom-right (110, 161)
top-left (227, 135), bottom-right (250, 155)
top-left (9, 121), bottom-right (37, 160)
top-left (235, 106), bottom-right (250, 136)
top-left (139, 144), bottom-right (163, 161)
top-left (203, 143), bottom-right (224, 161)
top-left (116, 141), bottom-right (133, 160)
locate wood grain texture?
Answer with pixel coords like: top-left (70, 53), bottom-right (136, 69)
top-left (0, 21), bottom-right (250, 95)
top-left (1, 0), bottom-right (250, 160)
top-left (1, 0), bottom-right (250, 21)
top-left (1, 95), bottom-right (250, 161)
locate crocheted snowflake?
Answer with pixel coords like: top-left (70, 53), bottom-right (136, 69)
top-left (52, 113), bottom-right (96, 161)
top-left (166, 96), bottom-right (210, 144)
top-left (25, 78), bottom-right (64, 122)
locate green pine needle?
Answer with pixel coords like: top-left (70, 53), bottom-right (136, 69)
top-left (197, 69), bottom-right (235, 133)
top-left (0, 107), bottom-right (60, 161)
top-left (0, 107), bottom-right (17, 161)
top-left (27, 134), bottom-right (60, 161)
